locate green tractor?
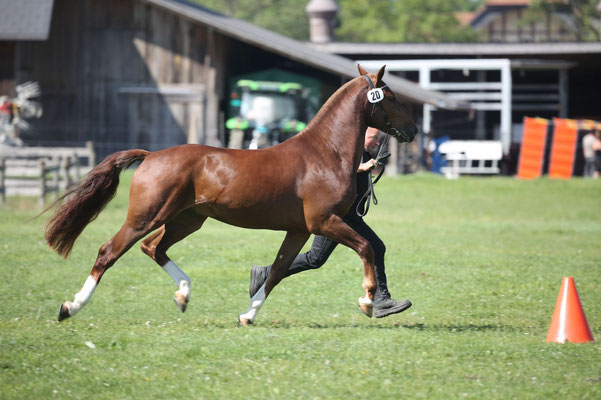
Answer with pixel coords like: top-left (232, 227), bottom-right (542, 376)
top-left (226, 70), bottom-right (319, 149)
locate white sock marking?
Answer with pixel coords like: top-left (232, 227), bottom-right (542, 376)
top-left (69, 276), bottom-right (97, 315)
top-left (358, 296), bottom-right (374, 306)
top-left (239, 284), bottom-right (266, 322)
top-left (178, 280), bottom-right (190, 298)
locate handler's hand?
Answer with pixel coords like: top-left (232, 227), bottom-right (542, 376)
top-left (357, 159), bottom-right (377, 172)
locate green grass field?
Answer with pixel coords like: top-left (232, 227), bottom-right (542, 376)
top-left (1, 171), bottom-right (600, 399)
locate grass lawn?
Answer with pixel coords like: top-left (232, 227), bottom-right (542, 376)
top-left (1, 171), bottom-right (600, 399)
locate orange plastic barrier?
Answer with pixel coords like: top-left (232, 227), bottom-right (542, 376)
top-left (517, 117), bottom-right (548, 179)
top-left (549, 118), bottom-right (578, 179)
top-left (546, 277), bottom-right (594, 343)
top-left (579, 119), bottom-right (601, 131)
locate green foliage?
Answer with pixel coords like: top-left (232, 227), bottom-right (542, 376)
top-left (1, 172), bottom-right (600, 398)
top-left (336, 0), bottom-right (477, 42)
top-left (191, 0), bottom-right (478, 43)
top-left (524, 0), bottom-right (601, 41)
top-left (191, 0), bottom-right (310, 41)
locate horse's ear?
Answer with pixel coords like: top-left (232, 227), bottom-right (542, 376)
top-left (376, 65), bottom-right (386, 82)
top-left (357, 64), bottom-right (368, 76)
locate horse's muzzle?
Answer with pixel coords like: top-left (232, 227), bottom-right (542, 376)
top-left (390, 123), bottom-right (418, 143)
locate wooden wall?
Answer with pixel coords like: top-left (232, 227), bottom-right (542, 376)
top-left (14, 0), bottom-right (225, 158)
top-left (0, 42), bottom-right (15, 95)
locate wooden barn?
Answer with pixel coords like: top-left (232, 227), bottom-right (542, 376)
top-left (0, 0), bottom-right (464, 159)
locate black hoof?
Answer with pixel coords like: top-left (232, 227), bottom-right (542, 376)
top-left (238, 316), bottom-right (253, 326)
top-left (173, 297), bottom-right (187, 313)
top-left (58, 304), bottom-right (70, 321)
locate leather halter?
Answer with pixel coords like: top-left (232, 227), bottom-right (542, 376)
top-left (362, 75), bottom-right (411, 143)
top-left (356, 75), bottom-right (395, 217)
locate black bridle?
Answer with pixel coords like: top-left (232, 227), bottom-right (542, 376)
top-left (355, 76), bottom-right (395, 217)
top-left (363, 75), bottom-right (411, 143)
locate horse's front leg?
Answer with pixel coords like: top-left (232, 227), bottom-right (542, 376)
top-left (316, 214), bottom-right (376, 317)
top-left (238, 231), bottom-right (310, 326)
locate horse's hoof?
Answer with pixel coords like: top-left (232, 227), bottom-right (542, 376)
top-left (359, 303), bottom-right (373, 318)
top-left (238, 315), bottom-right (253, 326)
top-left (358, 297), bottom-right (374, 318)
top-left (173, 293), bottom-right (188, 313)
top-left (58, 303), bottom-right (70, 321)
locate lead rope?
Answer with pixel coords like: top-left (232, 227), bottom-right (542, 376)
top-left (356, 74), bottom-right (392, 217)
top-left (356, 134), bottom-right (390, 217)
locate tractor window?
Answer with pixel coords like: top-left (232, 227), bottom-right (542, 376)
top-left (240, 92), bottom-right (297, 124)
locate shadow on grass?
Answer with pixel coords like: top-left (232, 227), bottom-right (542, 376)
top-left (233, 321), bottom-right (515, 332)
top-left (401, 323), bottom-right (516, 332)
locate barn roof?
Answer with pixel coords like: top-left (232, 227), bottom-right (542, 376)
top-left (0, 0), bottom-right (55, 40)
top-left (141, 0), bottom-right (470, 110)
top-left (308, 41), bottom-right (601, 56)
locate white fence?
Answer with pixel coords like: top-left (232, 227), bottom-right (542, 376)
top-left (0, 141), bottom-right (95, 205)
top-left (438, 140), bottom-right (503, 179)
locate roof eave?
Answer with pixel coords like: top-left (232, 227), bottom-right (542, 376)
top-left (140, 0), bottom-right (469, 109)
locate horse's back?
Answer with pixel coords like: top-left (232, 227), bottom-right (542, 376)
top-left (128, 143), bottom-right (309, 230)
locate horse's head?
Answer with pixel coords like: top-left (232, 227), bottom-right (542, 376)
top-left (358, 64), bottom-right (418, 143)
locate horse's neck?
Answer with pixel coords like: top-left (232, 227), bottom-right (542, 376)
top-left (301, 79), bottom-right (368, 169)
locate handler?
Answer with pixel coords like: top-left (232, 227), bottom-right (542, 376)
top-left (249, 127), bottom-right (412, 318)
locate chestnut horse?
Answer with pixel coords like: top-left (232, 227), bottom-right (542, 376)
top-left (45, 65), bottom-right (417, 325)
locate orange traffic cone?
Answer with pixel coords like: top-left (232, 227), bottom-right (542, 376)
top-left (546, 277), bottom-right (594, 343)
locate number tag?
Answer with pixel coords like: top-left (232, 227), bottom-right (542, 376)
top-left (367, 88), bottom-right (384, 104)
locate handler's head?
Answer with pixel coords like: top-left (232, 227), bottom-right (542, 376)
top-left (365, 127), bottom-right (382, 153)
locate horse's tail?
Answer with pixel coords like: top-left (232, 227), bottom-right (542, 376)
top-left (44, 149), bottom-right (150, 258)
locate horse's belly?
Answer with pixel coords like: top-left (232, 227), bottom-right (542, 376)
top-left (194, 203), bottom-right (307, 232)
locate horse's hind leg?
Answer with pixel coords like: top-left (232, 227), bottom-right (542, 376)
top-left (140, 209), bottom-right (207, 312)
top-left (239, 231), bottom-right (309, 326)
top-left (58, 221), bottom-right (156, 321)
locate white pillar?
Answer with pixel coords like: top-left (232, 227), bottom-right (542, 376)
top-left (476, 71), bottom-right (486, 140)
top-left (419, 66), bottom-right (432, 135)
top-left (500, 61), bottom-right (512, 155)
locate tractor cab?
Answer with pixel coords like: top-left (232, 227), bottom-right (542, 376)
top-left (226, 77), bottom-right (317, 149)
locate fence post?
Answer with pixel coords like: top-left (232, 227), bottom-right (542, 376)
top-left (0, 157), bottom-right (5, 205)
top-left (38, 158), bottom-right (46, 206)
top-left (60, 156), bottom-right (68, 191)
top-left (51, 157), bottom-right (59, 201)
top-left (86, 141), bottom-right (96, 167)
top-left (72, 152), bottom-right (80, 182)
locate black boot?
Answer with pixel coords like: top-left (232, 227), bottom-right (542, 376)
top-left (373, 297), bottom-right (412, 318)
top-left (249, 265), bottom-right (271, 298)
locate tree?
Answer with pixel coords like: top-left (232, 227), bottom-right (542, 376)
top-left (191, 0), bottom-right (310, 41)
top-left (191, 0), bottom-right (478, 43)
top-left (335, 0), bottom-right (477, 42)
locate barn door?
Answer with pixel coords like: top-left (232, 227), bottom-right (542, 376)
top-left (118, 83), bottom-right (206, 150)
